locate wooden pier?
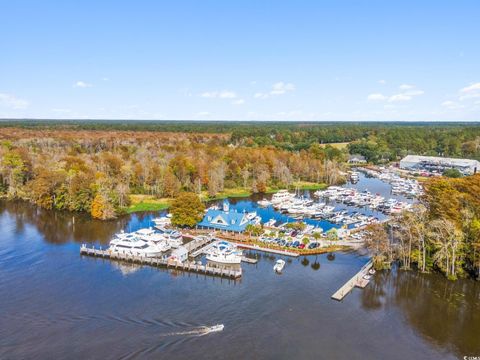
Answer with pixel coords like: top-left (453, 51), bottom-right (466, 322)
top-left (184, 236), bottom-right (215, 254)
top-left (80, 245), bottom-right (242, 279)
top-left (233, 243), bottom-right (300, 257)
top-left (331, 259), bottom-right (373, 301)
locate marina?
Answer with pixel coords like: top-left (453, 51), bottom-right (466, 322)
top-left (76, 168), bottom-right (420, 288)
top-left (80, 244), bottom-right (242, 279)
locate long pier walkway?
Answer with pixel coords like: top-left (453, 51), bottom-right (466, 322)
top-left (233, 243), bottom-right (300, 257)
top-left (331, 259), bottom-right (373, 301)
top-left (80, 245), bottom-right (241, 279)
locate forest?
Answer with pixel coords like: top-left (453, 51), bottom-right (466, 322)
top-left (366, 174), bottom-right (480, 280)
top-left (2, 120), bottom-right (480, 162)
top-left (0, 127), bottom-right (344, 219)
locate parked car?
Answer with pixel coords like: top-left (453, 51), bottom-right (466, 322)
top-left (298, 244), bottom-right (305, 249)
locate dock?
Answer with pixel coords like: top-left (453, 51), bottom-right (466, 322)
top-left (331, 259), bottom-right (373, 301)
top-left (233, 243), bottom-right (300, 257)
top-left (80, 245), bottom-right (242, 279)
top-left (184, 236), bottom-right (215, 254)
top-left (190, 240), bottom-right (258, 264)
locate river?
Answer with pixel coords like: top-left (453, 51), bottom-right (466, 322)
top-left (1, 174), bottom-right (479, 359)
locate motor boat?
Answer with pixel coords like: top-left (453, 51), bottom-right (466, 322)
top-left (152, 215), bottom-right (171, 228)
top-left (206, 241), bottom-right (242, 264)
top-left (273, 259), bottom-right (286, 273)
top-left (109, 234), bottom-right (165, 257)
top-left (264, 218), bottom-right (277, 227)
top-left (201, 324), bottom-right (224, 334)
top-left (271, 190), bottom-right (295, 205)
top-left (257, 199), bottom-right (272, 207)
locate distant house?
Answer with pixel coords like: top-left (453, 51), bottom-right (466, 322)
top-left (197, 201), bottom-right (256, 233)
top-left (348, 154), bottom-right (367, 164)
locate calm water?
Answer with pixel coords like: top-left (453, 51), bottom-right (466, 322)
top-left (1, 176), bottom-right (480, 359)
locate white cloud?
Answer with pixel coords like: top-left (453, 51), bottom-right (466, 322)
top-left (0, 93), bottom-right (29, 109)
top-left (200, 90), bottom-right (237, 99)
top-left (368, 84), bottom-right (424, 103)
top-left (399, 84), bottom-right (414, 90)
top-left (74, 81), bottom-right (92, 88)
top-left (378, 80), bottom-right (386, 85)
top-left (254, 81), bottom-right (296, 99)
top-left (270, 82), bottom-right (295, 95)
top-left (388, 94), bottom-right (412, 102)
top-left (254, 92), bottom-right (268, 99)
top-left (232, 99), bottom-right (245, 105)
top-left (403, 89), bottom-right (425, 96)
top-left (460, 82), bottom-right (480, 93)
top-left (441, 100), bottom-right (464, 110)
top-left (458, 82), bottom-right (480, 100)
top-left (367, 93), bottom-right (388, 101)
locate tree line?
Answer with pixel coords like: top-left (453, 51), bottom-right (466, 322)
top-left (366, 174), bottom-right (480, 280)
top-left (0, 128), bottom-right (344, 220)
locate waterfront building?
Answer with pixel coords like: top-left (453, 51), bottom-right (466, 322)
top-left (197, 201), bottom-right (256, 233)
top-left (399, 155), bottom-right (479, 175)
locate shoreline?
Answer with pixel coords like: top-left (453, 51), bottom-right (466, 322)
top-left (126, 182), bottom-right (328, 214)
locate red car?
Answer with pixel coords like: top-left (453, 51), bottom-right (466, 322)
top-left (298, 244), bottom-right (306, 249)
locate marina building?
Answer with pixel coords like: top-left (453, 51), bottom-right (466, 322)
top-left (399, 155), bottom-right (479, 175)
top-left (197, 202), bottom-right (257, 233)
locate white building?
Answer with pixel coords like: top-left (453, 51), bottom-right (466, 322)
top-left (400, 155), bottom-right (480, 175)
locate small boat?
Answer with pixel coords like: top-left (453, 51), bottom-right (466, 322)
top-left (273, 259), bottom-right (286, 273)
top-left (264, 218), bottom-right (277, 227)
top-left (368, 268), bottom-right (376, 275)
top-left (363, 274), bottom-right (372, 280)
top-left (205, 324), bottom-right (224, 333)
top-left (258, 199), bottom-right (272, 207)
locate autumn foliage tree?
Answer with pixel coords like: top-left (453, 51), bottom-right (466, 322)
top-left (170, 192), bottom-right (205, 228)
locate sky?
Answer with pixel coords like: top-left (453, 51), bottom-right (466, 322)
top-left (1, 0), bottom-right (479, 121)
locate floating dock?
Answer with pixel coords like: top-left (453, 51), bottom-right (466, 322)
top-left (80, 245), bottom-right (242, 279)
top-left (331, 259), bottom-right (373, 301)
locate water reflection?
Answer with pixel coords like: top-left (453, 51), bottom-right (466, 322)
top-left (362, 265), bottom-right (480, 355)
top-left (0, 200), bottom-right (149, 245)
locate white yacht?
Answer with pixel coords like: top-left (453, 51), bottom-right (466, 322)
top-left (163, 230), bottom-right (183, 248)
top-left (273, 259), bottom-right (286, 273)
top-left (206, 241), bottom-right (242, 264)
top-left (135, 228), bottom-right (167, 243)
top-left (271, 190), bottom-right (295, 205)
top-left (152, 215), bottom-right (171, 228)
top-left (109, 234), bottom-right (165, 257)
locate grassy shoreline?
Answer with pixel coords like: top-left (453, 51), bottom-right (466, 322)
top-left (127, 182), bottom-right (328, 214)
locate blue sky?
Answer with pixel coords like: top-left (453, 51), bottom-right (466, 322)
top-left (1, 0), bottom-right (479, 121)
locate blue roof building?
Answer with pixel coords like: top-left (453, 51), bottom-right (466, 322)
top-left (197, 201), bottom-right (256, 233)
